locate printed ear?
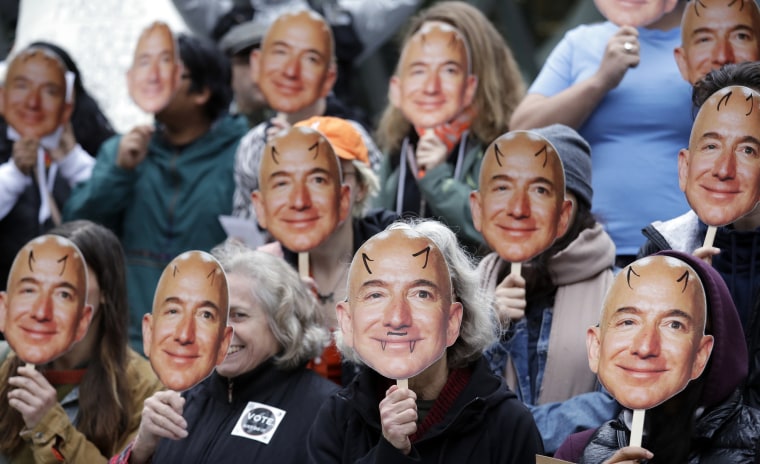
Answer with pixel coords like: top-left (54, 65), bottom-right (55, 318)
top-left (587, 325), bottom-right (602, 374)
top-left (673, 47), bottom-right (690, 83)
top-left (0, 292), bottom-right (7, 333)
top-left (445, 302), bottom-right (463, 347)
top-left (555, 197), bottom-right (574, 239)
top-left (142, 313), bottom-right (154, 358)
top-left (678, 149), bottom-right (690, 193)
top-left (690, 334), bottom-right (714, 380)
top-left (469, 191), bottom-right (483, 233)
top-left (251, 191), bottom-right (268, 229)
top-left (250, 49), bottom-right (262, 85)
top-left (216, 326), bottom-right (234, 365)
top-left (74, 304), bottom-right (94, 343)
top-left (335, 300), bottom-right (354, 348)
top-left (389, 76), bottom-right (401, 109)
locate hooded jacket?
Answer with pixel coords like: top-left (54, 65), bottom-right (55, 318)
top-left (555, 250), bottom-right (760, 463)
top-left (306, 357), bottom-right (543, 463)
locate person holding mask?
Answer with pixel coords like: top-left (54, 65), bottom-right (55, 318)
top-left (375, 1), bottom-right (524, 254)
top-left (112, 242), bottom-right (338, 464)
top-left (0, 220), bottom-right (162, 462)
top-left (555, 251), bottom-right (760, 463)
top-left (478, 124), bottom-right (618, 454)
top-left (310, 220), bottom-right (543, 463)
top-left (510, 0), bottom-right (691, 267)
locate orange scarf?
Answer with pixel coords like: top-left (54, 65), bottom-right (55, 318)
top-left (414, 106), bottom-right (476, 153)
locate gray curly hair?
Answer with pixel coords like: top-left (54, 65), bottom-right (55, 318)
top-left (212, 240), bottom-right (331, 370)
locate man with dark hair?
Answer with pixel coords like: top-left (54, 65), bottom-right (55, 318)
top-left (63, 33), bottom-right (247, 351)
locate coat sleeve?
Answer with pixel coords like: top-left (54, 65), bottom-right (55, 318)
top-left (62, 135), bottom-right (137, 232)
top-left (20, 403), bottom-right (110, 464)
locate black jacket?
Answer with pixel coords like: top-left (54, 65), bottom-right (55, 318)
top-left (307, 357), bottom-right (543, 463)
top-left (152, 360), bottom-right (339, 463)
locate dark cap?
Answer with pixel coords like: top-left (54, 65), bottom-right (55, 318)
top-left (218, 19), bottom-right (267, 56)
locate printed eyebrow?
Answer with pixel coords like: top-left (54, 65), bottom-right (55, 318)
top-left (626, 266), bottom-right (640, 290)
top-left (267, 166), bottom-right (333, 181)
top-left (676, 270), bottom-right (690, 293)
top-left (162, 296), bottom-right (220, 313)
top-left (18, 276), bottom-right (78, 294)
top-left (57, 255), bottom-right (68, 277)
top-left (488, 173), bottom-right (556, 189)
top-left (412, 246), bottom-right (431, 269)
top-left (362, 253), bottom-right (374, 274)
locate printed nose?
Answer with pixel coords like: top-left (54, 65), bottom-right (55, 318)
top-left (174, 313), bottom-right (196, 345)
top-left (383, 296), bottom-right (412, 330)
top-left (31, 294), bottom-right (54, 322)
top-left (711, 148), bottom-right (737, 180)
top-left (713, 38), bottom-right (736, 65)
top-left (507, 189), bottom-right (531, 219)
top-left (423, 72), bottom-right (441, 94)
top-left (283, 55), bottom-right (300, 78)
top-left (289, 182), bottom-right (312, 210)
top-left (630, 324), bottom-right (661, 359)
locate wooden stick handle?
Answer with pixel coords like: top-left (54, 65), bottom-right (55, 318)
top-left (630, 409), bottom-right (645, 447)
top-left (510, 261), bottom-right (522, 277)
top-left (397, 378), bottom-right (408, 389)
top-left (703, 225), bottom-right (717, 249)
top-left (298, 252), bottom-right (309, 278)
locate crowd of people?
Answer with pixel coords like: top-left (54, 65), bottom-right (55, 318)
top-left (2, 0), bottom-right (760, 462)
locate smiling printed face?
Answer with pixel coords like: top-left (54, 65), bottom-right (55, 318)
top-left (470, 130), bottom-right (572, 263)
top-left (0, 235), bottom-right (92, 364)
top-left (143, 251), bottom-right (232, 391)
top-left (675, 0), bottom-right (760, 84)
top-left (336, 228), bottom-right (463, 380)
top-left (587, 255), bottom-right (714, 410)
top-left (0, 49), bottom-right (73, 138)
top-left (593, 0), bottom-right (678, 27)
top-left (252, 126), bottom-right (350, 252)
top-left (127, 22), bottom-right (181, 114)
top-left (389, 21), bottom-right (477, 129)
top-left (251, 10), bottom-right (336, 114)
top-left (679, 85), bottom-right (760, 227)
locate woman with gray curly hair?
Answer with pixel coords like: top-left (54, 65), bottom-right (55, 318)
top-left (309, 219), bottom-right (543, 463)
top-left (119, 242), bottom-right (339, 464)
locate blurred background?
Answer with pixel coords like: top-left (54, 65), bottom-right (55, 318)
top-left (0, 0), bottom-right (605, 131)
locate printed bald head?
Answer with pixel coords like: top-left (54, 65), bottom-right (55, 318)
top-left (0, 235), bottom-right (92, 364)
top-left (587, 255), bottom-right (714, 410)
top-left (471, 130), bottom-right (572, 263)
top-left (336, 227), bottom-right (463, 380)
top-left (143, 251), bottom-right (232, 391)
top-left (1, 47), bottom-right (74, 138)
top-left (127, 21), bottom-right (181, 114)
top-left (679, 85), bottom-right (760, 226)
top-left (389, 21), bottom-right (478, 129)
top-left (251, 10), bottom-right (336, 114)
top-left (252, 126), bottom-right (350, 252)
top-left (675, 0), bottom-right (760, 84)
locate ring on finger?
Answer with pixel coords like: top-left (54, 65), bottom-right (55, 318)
top-left (623, 41), bottom-right (634, 52)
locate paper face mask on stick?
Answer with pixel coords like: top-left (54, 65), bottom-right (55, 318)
top-left (593, 0), bottom-right (678, 27)
top-left (251, 10), bottom-right (336, 115)
top-left (252, 126), bottom-right (350, 253)
top-left (336, 228), bottom-right (463, 380)
top-left (0, 235), bottom-right (93, 365)
top-left (674, 0), bottom-right (760, 85)
top-left (389, 21), bottom-right (478, 130)
top-left (0, 47), bottom-right (74, 139)
top-left (470, 130), bottom-right (572, 264)
top-left (142, 251), bottom-right (233, 391)
top-left (587, 255), bottom-right (714, 410)
top-left (126, 21), bottom-right (181, 114)
top-left (679, 85), bottom-right (760, 227)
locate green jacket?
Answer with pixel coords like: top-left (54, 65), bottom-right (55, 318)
top-left (375, 132), bottom-right (486, 252)
top-left (63, 115), bottom-right (247, 350)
